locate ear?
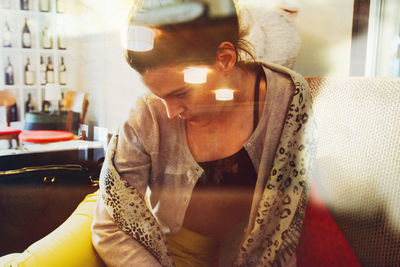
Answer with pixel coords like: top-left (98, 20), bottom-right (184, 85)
top-left (215, 42), bottom-right (237, 74)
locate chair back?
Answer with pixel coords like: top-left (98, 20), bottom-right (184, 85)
top-left (0, 90), bottom-right (17, 126)
top-left (63, 90), bottom-right (89, 124)
top-left (305, 77), bottom-right (400, 266)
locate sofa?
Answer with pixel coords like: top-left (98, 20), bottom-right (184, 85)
top-left (0, 77), bottom-right (399, 266)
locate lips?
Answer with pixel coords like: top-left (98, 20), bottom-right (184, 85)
top-left (187, 116), bottom-right (199, 122)
top-left (179, 114), bottom-right (197, 122)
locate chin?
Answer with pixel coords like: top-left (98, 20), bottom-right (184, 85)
top-left (187, 116), bottom-right (211, 127)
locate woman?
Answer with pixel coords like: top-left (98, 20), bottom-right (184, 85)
top-left (92, 1), bottom-right (314, 266)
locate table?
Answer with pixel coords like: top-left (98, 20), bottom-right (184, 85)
top-left (18, 130), bottom-right (75, 143)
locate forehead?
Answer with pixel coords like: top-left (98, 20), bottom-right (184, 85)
top-left (142, 66), bottom-right (185, 95)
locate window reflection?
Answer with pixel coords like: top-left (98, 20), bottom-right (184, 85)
top-left (0, 1), bottom-right (399, 266)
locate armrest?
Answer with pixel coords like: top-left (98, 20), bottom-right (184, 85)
top-left (0, 190), bottom-right (105, 267)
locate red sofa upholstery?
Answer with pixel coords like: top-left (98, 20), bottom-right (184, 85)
top-left (297, 181), bottom-right (361, 267)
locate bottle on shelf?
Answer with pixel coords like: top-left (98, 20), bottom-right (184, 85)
top-left (10, 103), bottom-right (18, 121)
top-left (41, 26), bottom-right (53, 49)
top-left (42, 100), bottom-right (50, 112)
top-left (39, 0), bottom-right (49, 12)
top-left (40, 56), bottom-right (47, 85)
top-left (22, 18), bottom-right (32, 48)
top-left (59, 56), bottom-right (67, 85)
top-left (46, 56), bottom-right (54, 83)
top-left (5, 57), bottom-right (14, 85)
top-left (3, 20), bottom-right (12, 47)
top-left (20, 0), bottom-right (29, 10)
top-left (57, 31), bottom-right (67, 50)
top-left (59, 91), bottom-right (64, 110)
top-left (25, 92), bottom-right (35, 112)
top-left (2, 0), bottom-right (12, 9)
top-left (56, 0), bottom-right (64, 13)
top-left (24, 57), bottom-right (35, 85)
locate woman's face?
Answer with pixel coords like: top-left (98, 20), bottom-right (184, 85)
top-left (142, 64), bottom-right (224, 126)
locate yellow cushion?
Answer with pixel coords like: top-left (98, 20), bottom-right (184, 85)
top-left (0, 190), bottom-right (105, 267)
top-left (0, 254), bottom-right (21, 267)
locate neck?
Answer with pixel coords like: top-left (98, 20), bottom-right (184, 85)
top-left (188, 64), bottom-right (260, 128)
top-left (217, 64), bottom-right (259, 113)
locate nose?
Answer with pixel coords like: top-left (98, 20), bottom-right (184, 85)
top-left (163, 99), bottom-right (185, 119)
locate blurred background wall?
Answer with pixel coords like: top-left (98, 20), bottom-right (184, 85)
top-left (75, 0), bottom-right (360, 131)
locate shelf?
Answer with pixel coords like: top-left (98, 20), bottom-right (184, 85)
top-left (2, 45), bottom-right (67, 49)
top-left (22, 85), bottom-right (39, 89)
top-left (1, 0), bottom-right (75, 126)
top-left (0, 5), bottom-right (66, 16)
top-left (2, 85), bottom-right (19, 89)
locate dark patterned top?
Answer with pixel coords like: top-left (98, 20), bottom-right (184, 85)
top-left (197, 147), bottom-right (258, 188)
top-left (196, 65), bottom-right (264, 188)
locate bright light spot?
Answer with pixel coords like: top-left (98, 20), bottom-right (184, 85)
top-left (124, 25), bottom-right (154, 52)
top-left (214, 89), bottom-right (234, 101)
top-left (183, 67), bottom-right (209, 84)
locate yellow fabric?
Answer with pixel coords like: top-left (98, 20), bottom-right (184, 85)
top-left (166, 227), bottom-right (218, 267)
top-left (0, 254), bottom-right (20, 267)
top-left (0, 190), bottom-right (105, 267)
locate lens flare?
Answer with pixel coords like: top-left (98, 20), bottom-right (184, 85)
top-left (125, 25), bottom-right (154, 52)
top-left (183, 67), bottom-right (209, 84)
top-left (214, 89), bottom-right (234, 101)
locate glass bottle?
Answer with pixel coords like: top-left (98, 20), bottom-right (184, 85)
top-left (42, 99), bottom-right (50, 112)
top-left (59, 92), bottom-right (64, 110)
top-left (46, 56), bottom-right (54, 83)
top-left (20, 0), bottom-right (29, 10)
top-left (39, 0), bottom-right (49, 12)
top-left (3, 20), bottom-right (12, 47)
top-left (10, 103), bottom-right (18, 121)
top-left (59, 57), bottom-right (67, 85)
top-left (25, 92), bottom-right (32, 112)
top-left (56, 0), bottom-right (64, 13)
top-left (2, 0), bottom-right (12, 9)
top-left (41, 26), bottom-right (53, 49)
top-left (24, 57), bottom-right (35, 85)
top-left (40, 56), bottom-right (47, 85)
top-left (22, 18), bottom-right (32, 48)
top-left (57, 31), bottom-right (67, 50)
top-left (5, 57), bottom-right (14, 85)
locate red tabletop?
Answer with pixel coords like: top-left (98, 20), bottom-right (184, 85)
top-left (0, 126), bottom-right (22, 135)
top-left (18, 130), bottom-right (74, 143)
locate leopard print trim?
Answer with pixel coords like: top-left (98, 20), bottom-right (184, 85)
top-left (99, 135), bottom-right (175, 267)
top-left (233, 66), bottom-right (316, 267)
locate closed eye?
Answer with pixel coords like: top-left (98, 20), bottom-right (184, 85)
top-left (161, 86), bottom-right (191, 99)
top-left (173, 91), bottom-right (187, 98)
top-left (172, 87), bottom-right (192, 98)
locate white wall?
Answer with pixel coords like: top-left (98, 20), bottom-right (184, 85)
top-left (79, 32), bottom-right (147, 132)
top-left (74, 0), bottom-right (148, 132)
top-left (293, 0), bottom-right (354, 76)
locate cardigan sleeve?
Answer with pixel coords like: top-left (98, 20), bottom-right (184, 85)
top-left (91, 199), bottom-right (162, 267)
top-left (113, 119), bottom-right (151, 197)
top-left (91, 105), bottom-right (164, 266)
